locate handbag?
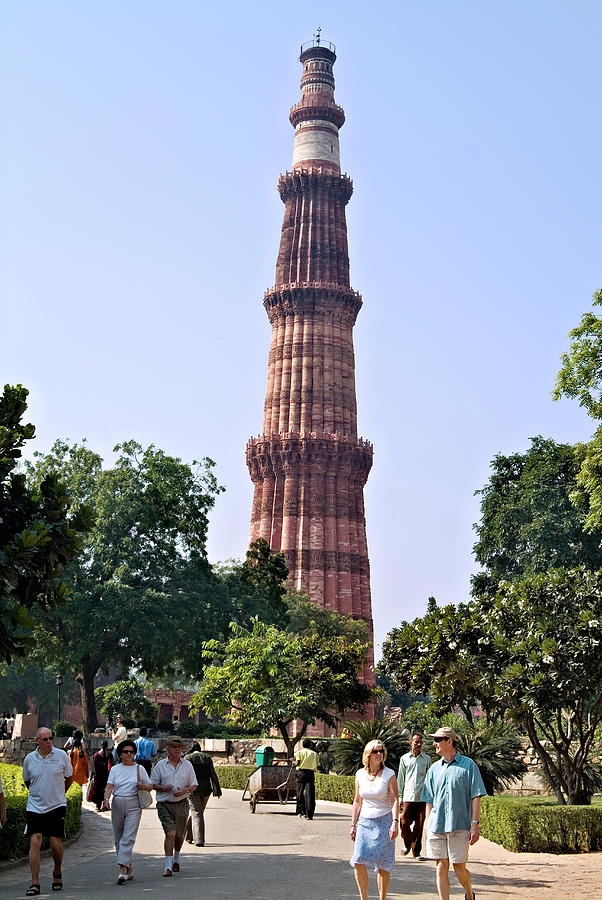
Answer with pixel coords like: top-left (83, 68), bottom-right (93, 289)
top-left (137, 765), bottom-right (153, 808)
top-left (86, 774), bottom-right (95, 803)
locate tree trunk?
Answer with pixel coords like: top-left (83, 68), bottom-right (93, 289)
top-left (76, 656), bottom-right (99, 733)
top-left (566, 764), bottom-right (590, 805)
top-left (524, 718), bottom-right (567, 804)
top-left (277, 720), bottom-right (306, 759)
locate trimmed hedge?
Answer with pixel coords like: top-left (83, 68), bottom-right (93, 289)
top-left (215, 766), bottom-right (255, 790)
top-left (481, 796), bottom-right (602, 853)
top-left (215, 766), bottom-right (356, 805)
top-left (315, 773), bottom-right (355, 804)
top-left (0, 763), bottom-right (82, 861)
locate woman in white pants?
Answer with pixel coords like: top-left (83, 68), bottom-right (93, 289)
top-left (102, 739), bottom-right (153, 884)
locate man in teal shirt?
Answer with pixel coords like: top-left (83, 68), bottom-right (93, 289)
top-left (397, 731), bottom-right (431, 859)
top-left (422, 726), bottom-right (486, 900)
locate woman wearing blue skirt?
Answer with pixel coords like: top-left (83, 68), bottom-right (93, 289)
top-left (350, 739), bottom-right (399, 900)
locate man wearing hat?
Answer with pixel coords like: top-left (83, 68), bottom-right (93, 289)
top-left (150, 737), bottom-right (197, 877)
top-left (421, 726), bottom-right (486, 900)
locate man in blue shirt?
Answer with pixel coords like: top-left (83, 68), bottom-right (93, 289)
top-left (421, 726), bottom-right (486, 900)
top-left (134, 728), bottom-right (157, 775)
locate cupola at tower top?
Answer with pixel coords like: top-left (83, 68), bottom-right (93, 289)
top-left (289, 34), bottom-right (344, 176)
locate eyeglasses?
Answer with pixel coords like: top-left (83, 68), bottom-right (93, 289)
top-left (371, 749), bottom-right (384, 755)
top-left (433, 737), bottom-right (449, 743)
top-left (120, 749), bottom-right (135, 755)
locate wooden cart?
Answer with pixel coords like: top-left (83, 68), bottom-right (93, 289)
top-left (242, 764), bottom-right (297, 813)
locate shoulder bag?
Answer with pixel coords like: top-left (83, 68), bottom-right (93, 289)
top-left (137, 764), bottom-right (153, 808)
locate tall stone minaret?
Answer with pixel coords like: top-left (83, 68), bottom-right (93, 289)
top-left (247, 36), bottom-right (374, 668)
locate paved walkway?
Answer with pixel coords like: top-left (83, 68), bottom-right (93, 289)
top-left (1, 790), bottom-right (600, 898)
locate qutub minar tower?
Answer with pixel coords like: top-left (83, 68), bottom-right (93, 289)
top-left (246, 33), bottom-right (375, 678)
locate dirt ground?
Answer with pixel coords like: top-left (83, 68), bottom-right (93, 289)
top-left (470, 835), bottom-right (602, 897)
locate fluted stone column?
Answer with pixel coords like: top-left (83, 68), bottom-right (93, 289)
top-left (247, 39), bottom-right (375, 685)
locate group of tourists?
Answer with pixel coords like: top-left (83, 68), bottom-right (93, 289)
top-left (350, 727), bottom-right (486, 900)
top-left (0, 712), bottom-right (15, 739)
top-left (16, 723), bottom-right (485, 899)
top-left (19, 728), bottom-right (222, 894)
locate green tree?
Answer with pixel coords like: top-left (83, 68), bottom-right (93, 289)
top-left (214, 538), bottom-right (289, 628)
top-left (285, 591), bottom-right (369, 642)
top-left (27, 439), bottom-right (224, 732)
top-left (554, 288), bottom-right (602, 419)
top-left (472, 436), bottom-right (602, 596)
top-left (475, 569), bottom-right (602, 805)
top-left (191, 619), bottom-right (374, 757)
top-left (0, 662), bottom-right (77, 715)
top-left (380, 597), bottom-right (494, 723)
top-left (0, 385), bottom-right (93, 663)
top-left (553, 288), bottom-right (602, 536)
top-left (95, 680), bottom-right (158, 725)
top-left (383, 571), bottom-right (602, 804)
top-left (400, 701), bottom-right (466, 739)
top-left (374, 671), bottom-right (428, 717)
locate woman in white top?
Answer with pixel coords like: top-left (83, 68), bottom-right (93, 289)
top-left (103, 739), bottom-right (153, 884)
top-left (349, 739), bottom-right (399, 900)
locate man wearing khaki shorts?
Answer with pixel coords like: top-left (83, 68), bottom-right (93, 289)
top-left (151, 737), bottom-right (197, 877)
top-left (421, 726), bottom-right (486, 900)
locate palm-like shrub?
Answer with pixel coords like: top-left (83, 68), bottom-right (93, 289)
top-left (457, 720), bottom-right (526, 795)
top-left (334, 719), bottom-right (409, 775)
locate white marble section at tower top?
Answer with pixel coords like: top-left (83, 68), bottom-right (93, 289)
top-left (292, 120), bottom-right (340, 169)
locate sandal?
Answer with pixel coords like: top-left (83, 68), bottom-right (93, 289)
top-left (25, 887), bottom-right (40, 897)
top-left (52, 872), bottom-right (63, 891)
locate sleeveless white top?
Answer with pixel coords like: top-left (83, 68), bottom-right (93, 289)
top-left (356, 766), bottom-right (395, 818)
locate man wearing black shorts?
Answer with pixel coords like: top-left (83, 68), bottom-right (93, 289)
top-left (22, 727), bottom-right (73, 895)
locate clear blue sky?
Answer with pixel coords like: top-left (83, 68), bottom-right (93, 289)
top-left (3, 2), bottom-right (601, 658)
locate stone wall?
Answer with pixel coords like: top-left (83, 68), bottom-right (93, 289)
top-left (503, 743), bottom-right (551, 796)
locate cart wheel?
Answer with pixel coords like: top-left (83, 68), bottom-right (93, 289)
top-left (250, 795), bottom-right (257, 813)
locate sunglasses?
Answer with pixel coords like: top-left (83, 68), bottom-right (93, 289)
top-left (120, 749), bottom-right (135, 754)
top-left (371, 748), bottom-right (385, 754)
top-left (433, 737), bottom-right (449, 743)
top-left (39, 737), bottom-right (53, 742)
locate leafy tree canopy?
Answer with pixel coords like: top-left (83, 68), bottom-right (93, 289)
top-left (285, 591), bottom-right (369, 642)
top-left (214, 538), bottom-right (289, 628)
top-left (554, 288), bottom-right (602, 419)
top-left (553, 288), bottom-right (602, 536)
top-left (374, 671), bottom-right (428, 716)
top-left (95, 680), bottom-right (158, 725)
top-left (382, 570), bottom-right (602, 804)
top-left (400, 701), bottom-right (466, 739)
top-left (0, 386), bottom-right (93, 663)
top-left (0, 661), bottom-right (78, 715)
top-left (478, 568), bottom-right (602, 804)
top-left (191, 619), bottom-right (374, 756)
top-left (380, 597), bottom-right (492, 723)
top-left (472, 436), bottom-right (602, 595)
top-left (26, 439), bottom-right (225, 732)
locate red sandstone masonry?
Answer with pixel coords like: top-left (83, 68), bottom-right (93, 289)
top-left (247, 43), bottom-right (375, 679)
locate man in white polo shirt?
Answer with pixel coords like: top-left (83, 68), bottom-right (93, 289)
top-left (22, 727), bottom-right (73, 895)
top-left (151, 736), bottom-right (197, 878)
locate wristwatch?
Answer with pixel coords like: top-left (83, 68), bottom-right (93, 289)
top-left (471, 819), bottom-right (479, 825)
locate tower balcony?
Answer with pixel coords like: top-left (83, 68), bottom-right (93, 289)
top-left (289, 98), bottom-right (345, 129)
